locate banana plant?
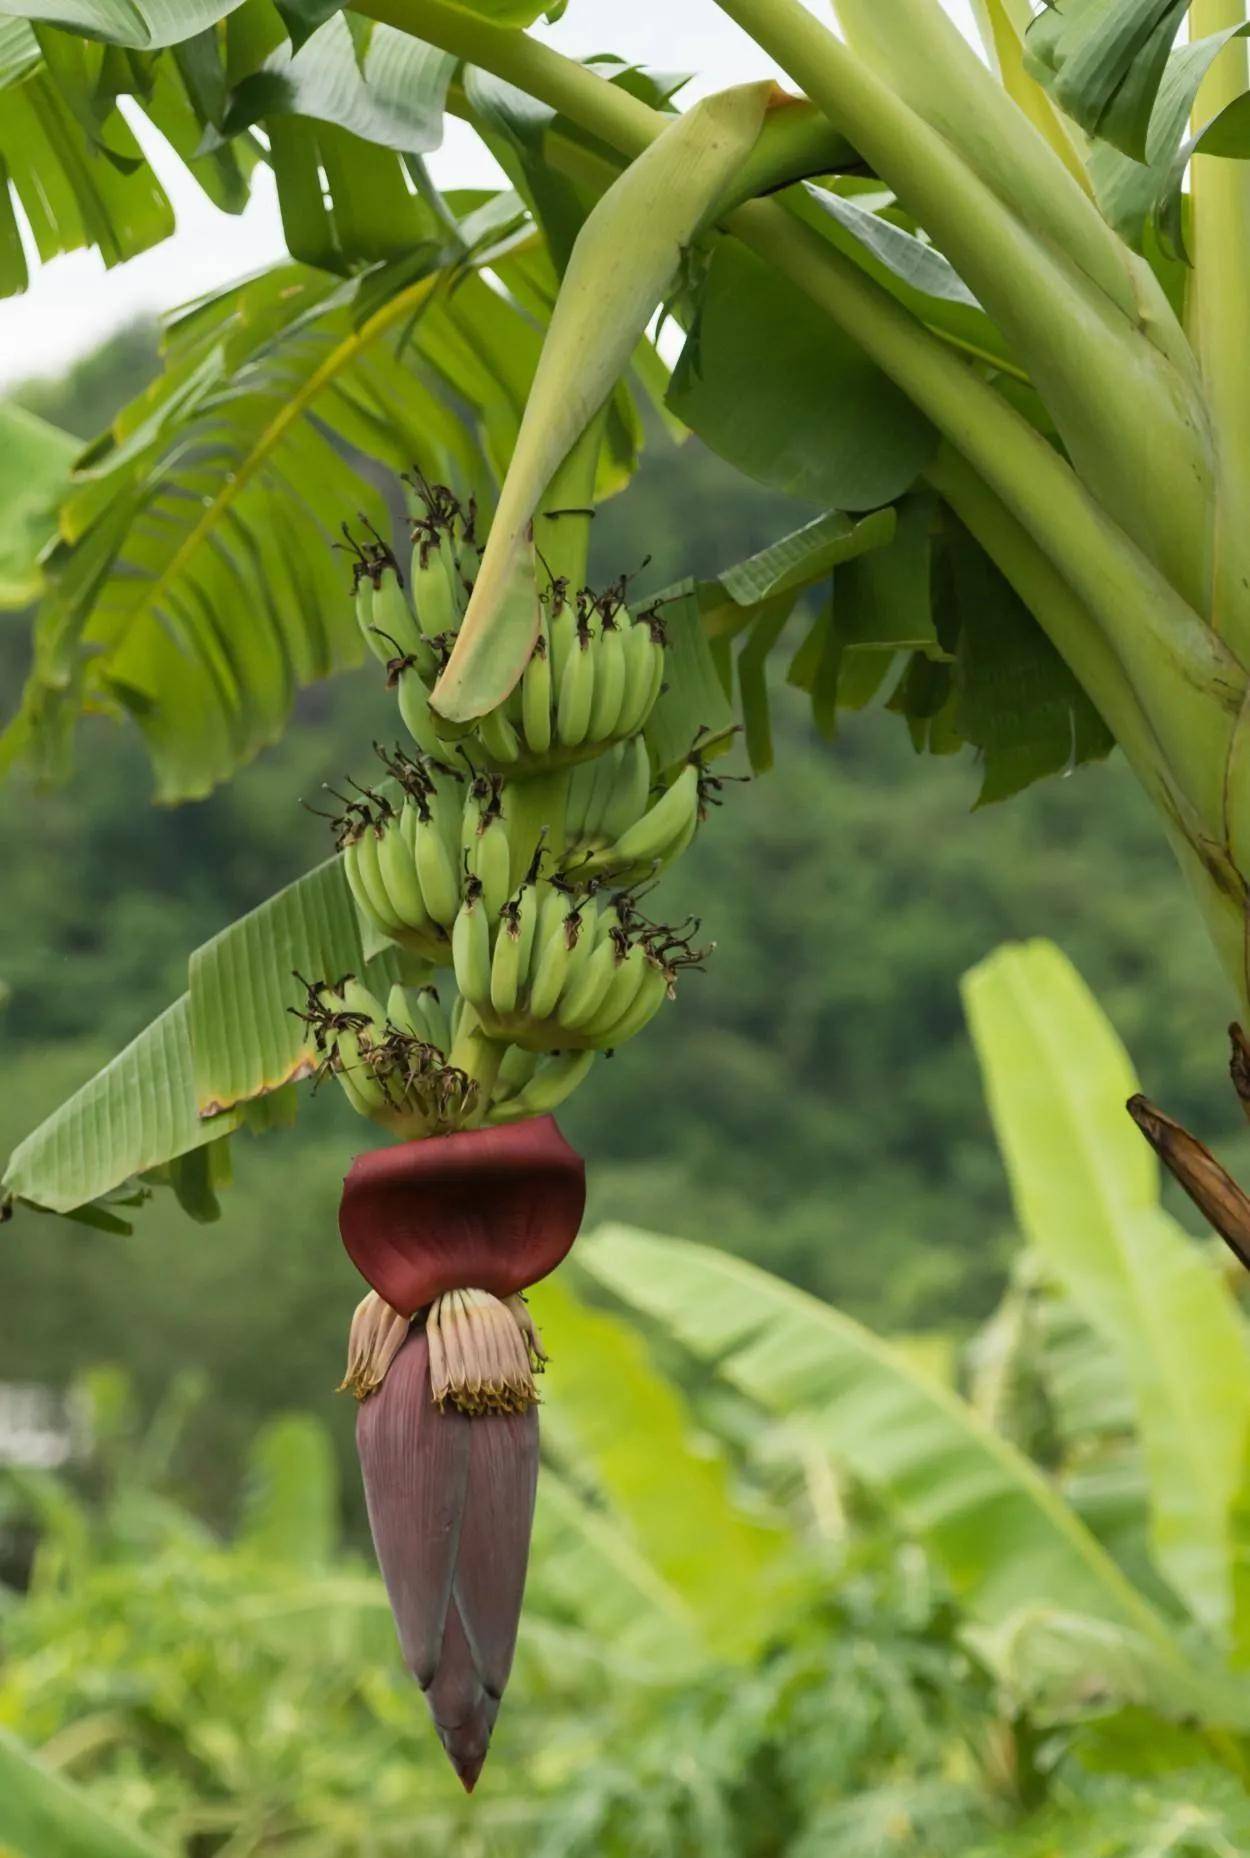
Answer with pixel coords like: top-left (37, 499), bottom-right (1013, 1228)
top-left (13, 0), bottom-right (1250, 1793)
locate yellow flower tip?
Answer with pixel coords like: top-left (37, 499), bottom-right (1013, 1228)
top-left (339, 1291), bottom-right (413, 1401)
top-left (427, 1287), bottom-right (541, 1417)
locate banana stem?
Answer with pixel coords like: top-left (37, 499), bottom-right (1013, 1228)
top-left (532, 409), bottom-right (608, 606)
top-left (1188, 0), bottom-right (1250, 656)
top-left (505, 768), bottom-right (569, 882)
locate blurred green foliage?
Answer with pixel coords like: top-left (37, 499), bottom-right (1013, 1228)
top-left (0, 324), bottom-right (1243, 1523)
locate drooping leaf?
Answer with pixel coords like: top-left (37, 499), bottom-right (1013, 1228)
top-left (736, 594), bottom-right (795, 774)
top-left (4, 207), bottom-right (556, 799)
top-left (0, 401), bottom-right (77, 606)
top-left (715, 505), bottom-right (897, 615)
top-left (532, 1273), bottom-right (798, 1660)
top-left (0, 59), bottom-right (175, 288)
top-left (962, 939), bottom-right (1250, 1642)
top-left (667, 237), bottom-right (935, 511)
top-left (0, 0), bottom-right (247, 50)
top-left (577, 1229), bottom-right (1202, 1674)
top-left (2, 996), bottom-right (240, 1216)
top-left (188, 852), bottom-right (400, 1117)
top-left (942, 524), bottom-right (1113, 804)
top-left (0, 1727), bottom-right (170, 1858)
top-left (793, 181), bottom-right (1019, 374)
top-left (1089, 25), bottom-right (1250, 251)
top-left (1025, 0), bottom-right (1190, 161)
top-left (218, 12), bottom-right (453, 151)
top-left (432, 82), bottom-right (776, 723)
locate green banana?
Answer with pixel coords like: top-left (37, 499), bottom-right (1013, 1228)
top-left (354, 574), bottom-right (389, 667)
top-left (563, 755), bottom-right (599, 847)
top-left (488, 1047), bottom-right (595, 1122)
top-left (451, 886), bottom-right (492, 1012)
top-left (491, 1042), bottom-right (542, 1105)
top-left (322, 975), bottom-right (388, 1025)
top-left (471, 811), bottom-right (513, 920)
top-left (588, 615), bottom-right (626, 741)
top-left (411, 802), bottom-right (461, 929)
top-left (371, 560), bottom-right (426, 662)
top-left (596, 955), bottom-right (669, 1047)
top-left (489, 905), bottom-right (524, 1017)
top-left (556, 931), bottom-right (619, 1031)
top-left (554, 897), bottom-right (599, 1003)
top-left (416, 986), bottom-right (452, 1052)
top-left (397, 668), bottom-right (443, 759)
top-left (513, 878), bottom-right (540, 981)
top-left (579, 762), bottom-right (699, 884)
top-left (615, 613), bottom-right (665, 738)
top-left (548, 586), bottom-right (579, 695)
top-left (556, 632), bottom-right (595, 748)
top-left (579, 939), bottom-right (648, 1041)
top-left (479, 707), bottom-right (523, 767)
top-left (600, 734), bottom-right (652, 844)
top-left (341, 836), bottom-right (377, 934)
top-left (377, 814), bottom-right (436, 938)
top-left (520, 621), bottom-right (553, 756)
top-left (352, 825), bottom-right (408, 938)
top-left (527, 901), bottom-right (579, 1021)
top-left (410, 543), bottom-right (459, 638)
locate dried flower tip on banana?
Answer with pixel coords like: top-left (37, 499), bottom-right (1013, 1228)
top-left (340, 1291), bottom-right (413, 1400)
top-left (505, 1292), bottom-right (548, 1373)
top-left (427, 1287), bottom-right (541, 1416)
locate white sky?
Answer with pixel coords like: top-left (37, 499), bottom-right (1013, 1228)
top-left (0, 0), bottom-right (979, 390)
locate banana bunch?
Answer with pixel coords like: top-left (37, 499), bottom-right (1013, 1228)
top-left (477, 585), bottom-right (667, 774)
top-left (452, 875), bottom-right (708, 1053)
top-left (325, 486), bottom-right (725, 1138)
top-left (332, 752), bottom-right (466, 960)
top-left (298, 976), bottom-right (482, 1139)
top-left (562, 758), bottom-right (701, 890)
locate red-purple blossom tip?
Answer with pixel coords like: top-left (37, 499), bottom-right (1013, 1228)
top-left (356, 1323), bottom-right (538, 1786)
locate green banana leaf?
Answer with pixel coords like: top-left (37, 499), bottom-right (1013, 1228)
top-left (0, 401), bottom-right (76, 607)
top-left (1, 996), bottom-right (240, 1217)
top-left (0, 35), bottom-right (176, 291)
top-left (2, 854), bottom-right (401, 1216)
top-left (962, 938), bottom-right (1250, 1644)
top-left (665, 237), bottom-right (936, 510)
top-left (188, 853), bottom-right (391, 1117)
top-left (0, 1726), bottom-right (171, 1858)
top-left (532, 1274), bottom-right (800, 1661)
top-left (215, 14), bottom-right (452, 149)
top-left (575, 1227), bottom-right (1215, 1705)
top-left (1025, 0), bottom-right (1191, 160)
top-left (6, 211), bottom-right (542, 802)
top-left (0, 0), bottom-right (244, 47)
